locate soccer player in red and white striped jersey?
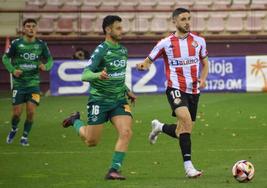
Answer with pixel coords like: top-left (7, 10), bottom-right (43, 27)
top-left (137, 8), bottom-right (209, 178)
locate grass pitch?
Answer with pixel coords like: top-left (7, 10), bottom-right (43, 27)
top-left (0, 93), bottom-right (267, 188)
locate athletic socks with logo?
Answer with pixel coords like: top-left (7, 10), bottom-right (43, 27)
top-left (110, 151), bottom-right (125, 171)
top-left (179, 133), bottom-right (192, 162)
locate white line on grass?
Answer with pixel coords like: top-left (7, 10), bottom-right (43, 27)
top-left (0, 148), bottom-right (267, 155)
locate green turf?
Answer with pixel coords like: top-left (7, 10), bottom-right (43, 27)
top-left (0, 93), bottom-right (267, 188)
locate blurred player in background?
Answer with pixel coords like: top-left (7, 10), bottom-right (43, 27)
top-left (137, 8), bottom-right (209, 178)
top-left (62, 15), bottom-right (136, 180)
top-left (72, 47), bottom-right (90, 60)
top-left (2, 18), bottom-right (54, 146)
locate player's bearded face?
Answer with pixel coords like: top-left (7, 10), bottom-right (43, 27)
top-left (174, 13), bottom-right (191, 34)
top-left (23, 23), bottom-right (37, 38)
top-left (109, 21), bottom-right (123, 41)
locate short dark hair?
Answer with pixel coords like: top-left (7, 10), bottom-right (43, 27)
top-left (23, 18), bottom-right (37, 26)
top-left (102, 15), bottom-right (122, 34)
top-left (172, 8), bottom-right (190, 18)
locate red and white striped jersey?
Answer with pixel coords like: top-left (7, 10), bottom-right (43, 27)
top-left (148, 33), bottom-right (208, 94)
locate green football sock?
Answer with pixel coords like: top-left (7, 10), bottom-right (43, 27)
top-left (73, 119), bottom-right (84, 135)
top-left (22, 120), bottom-right (33, 137)
top-left (111, 151), bottom-right (126, 171)
top-left (11, 116), bottom-right (20, 130)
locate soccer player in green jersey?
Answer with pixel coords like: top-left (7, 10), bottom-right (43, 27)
top-left (62, 15), bottom-right (136, 180)
top-left (2, 18), bottom-right (53, 146)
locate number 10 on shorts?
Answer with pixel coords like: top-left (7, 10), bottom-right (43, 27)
top-left (170, 90), bottom-right (181, 99)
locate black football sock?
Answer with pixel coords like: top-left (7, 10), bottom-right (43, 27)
top-left (179, 133), bottom-right (191, 162)
top-left (22, 120), bottom-right (33, 137)
top-left (162, 124), bottom-right (178, 138)
top-left (11, 116), bottom-right (20, 131)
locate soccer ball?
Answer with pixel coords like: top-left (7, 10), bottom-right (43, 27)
top-left (232, 160), bottom-right (255, 182)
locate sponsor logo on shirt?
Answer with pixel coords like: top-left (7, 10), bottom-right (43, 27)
top-left (19, 64), bottom-right (37, 70)
top-left (20, 53), bottom-right (38, 60)
top-left (110, 60), bottom-right (126, 68)
top-left (170, 57), bottom-right (198, 66)
top-left (108, 72), bottom-right (125, 78)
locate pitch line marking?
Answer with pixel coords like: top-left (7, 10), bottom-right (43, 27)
top-left (0, 148), bottom-right (267, 155)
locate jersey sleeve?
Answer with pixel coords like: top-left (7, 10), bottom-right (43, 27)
top-left (148, 39), bottom-right (166, 62)
top-left (87, 44), bottom-right (106, 72)
top-left (41, 41), bottom-right (54, 71)
top-left (123, 46), bottom-right (128, 59)
top-left (2, 40), bottom-right (17, 73)
top-left (199, 38), bottom-right (208, 59)
top-left (5, 39), bottom-right (17, 58)
top-left (41, 42), bottom-right (52, 59)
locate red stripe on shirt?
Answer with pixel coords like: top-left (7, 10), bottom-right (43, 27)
top-left (153, 48), bottom-right (164, 61)
top-left (191, 65), bottom-right (198, 94)
top-left (187, 35), bottom-right (196, 56)
top-left (163, 50), bottom-right (172, 87)
top-left (175, 67), bottom-right (186, 92)
top-left (170, 36), bottom-right (181, 58)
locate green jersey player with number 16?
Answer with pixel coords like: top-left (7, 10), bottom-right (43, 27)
top-left (62, 15), bottom-right (137, 180)
top-left (2, 18), bottom-right (53, 146)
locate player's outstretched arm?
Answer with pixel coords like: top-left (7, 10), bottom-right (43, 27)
top-left (81, 68), bottom-right (108, 82)
top-left (136, 57), bottom-right (153, 71)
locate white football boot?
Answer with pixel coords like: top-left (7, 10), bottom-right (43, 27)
top-left (185, 167), bottom-right (202, 178)
top-left (148, 119), bottom-right (163, 144)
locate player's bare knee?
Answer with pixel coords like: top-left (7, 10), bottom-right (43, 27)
top-left (179, 120), bottom-right (192, 133)
top-left (183, 123), bottom-right (192, 133)
top-left (119, 129), bottom-right (132, 140)
top-left (85, 139), bottom-right (98, 147)
top-left (13, 109), bottom-right (22, 117)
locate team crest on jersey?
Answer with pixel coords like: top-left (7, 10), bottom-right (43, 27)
top-left (34, 44), bottom-right (39, 49)
top-left (191, 41), bottom-right (199, 48)
top-left (18, 44), bottom-right (25, 48)
top-left (120, 48), bottom-right (127, 54)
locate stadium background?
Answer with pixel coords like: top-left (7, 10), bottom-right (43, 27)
top-left (1, 0), bottom-right (267, 93)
